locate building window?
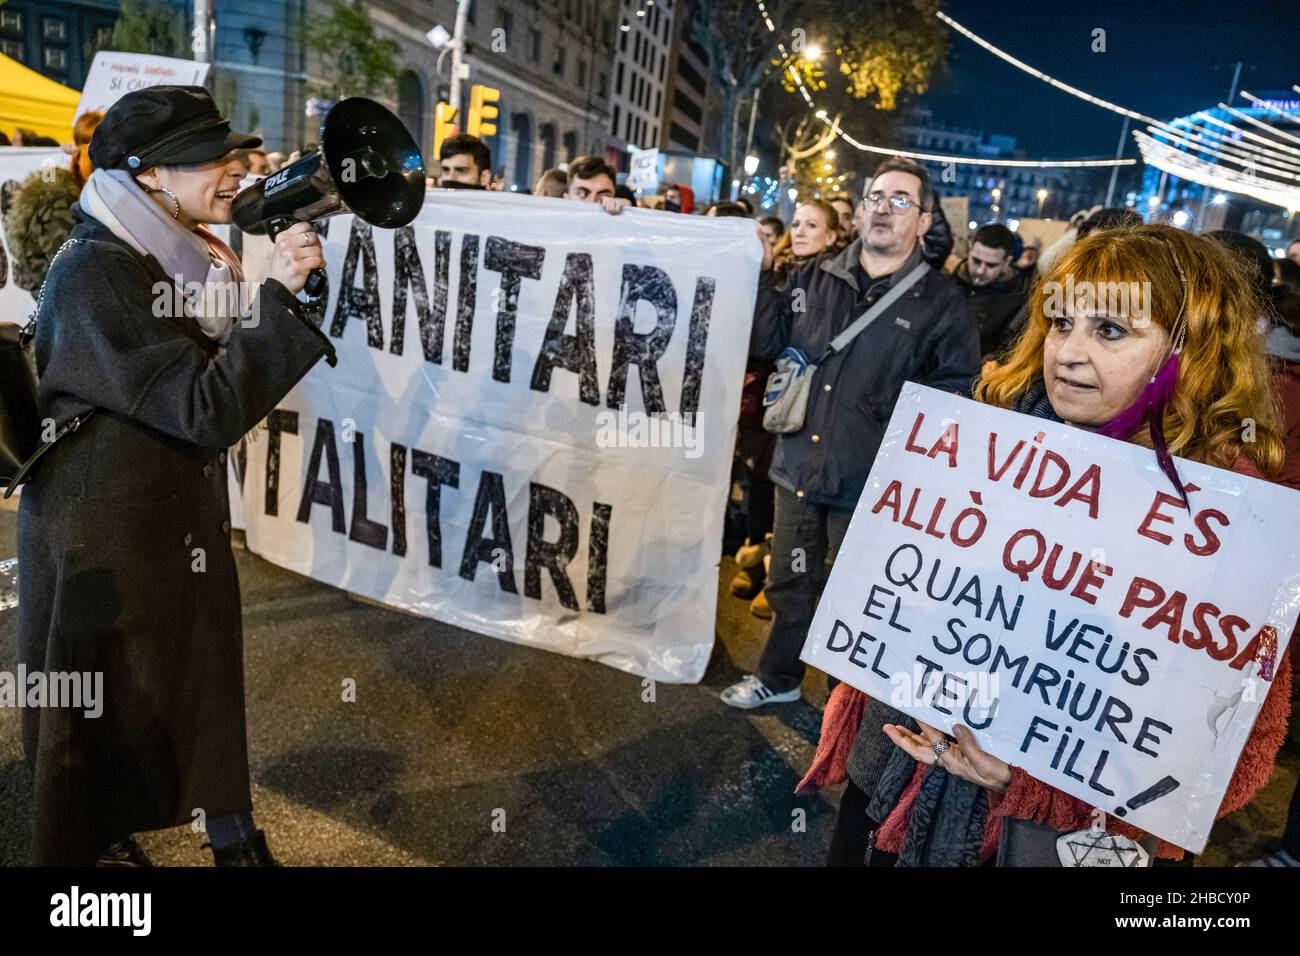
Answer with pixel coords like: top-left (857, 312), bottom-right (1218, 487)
top-left (498, 10), bottom-right (512, 45)
top-left (0, 39), bottom-right (22, 61)
top-left (466, 0), bottom-right (476, 25)
top-left (616, 62), bottom-right (624, 95)
top-left (612, 103), bottom-right (620, 135)
top-left (0, 10), bottom-right (22, 32)
top-left (529, 29), bottom-right (541, 61)
top-left (598, 72), bottom-right (607, 98)
top-left (44, 47), bottom-right (67, 70)
top-left (578, 60), bottom-right (587, 87)
top-left (553, 46), bottom-right (566, 75)
top-left (658, 53), bottom-right (665, 83)
top-left (655, 90), bottom-right (661, 116)
top-left (43, 17), bottom-right (67, 41)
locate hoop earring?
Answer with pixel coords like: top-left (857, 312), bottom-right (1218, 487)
top-left (147, 186), bottom-right (181, 220)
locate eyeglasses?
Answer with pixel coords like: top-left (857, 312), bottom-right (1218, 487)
top-left (864, 192), bottom-right (921, 214)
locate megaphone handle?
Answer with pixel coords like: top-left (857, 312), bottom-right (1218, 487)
top-left (304, 268), bottom-right (327, 298)
top-left (267, 216), bottom-right (327, 301)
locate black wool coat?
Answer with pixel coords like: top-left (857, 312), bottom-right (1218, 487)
top-left (17, 211), bottom-right (333, 865)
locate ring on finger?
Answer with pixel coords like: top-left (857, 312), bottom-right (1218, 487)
top-left (931, 738), bottom-right (950, 766)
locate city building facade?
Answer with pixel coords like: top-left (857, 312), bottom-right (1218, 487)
top-left (607, 0), bottom-right (678, 170)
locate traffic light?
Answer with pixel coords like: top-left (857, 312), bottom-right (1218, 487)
top-left (467, 84), bottom-right (500, 140)
top-left (433, 101), bottom-right (459, 160)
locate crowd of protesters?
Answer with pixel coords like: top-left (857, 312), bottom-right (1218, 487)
top-left (415, 134), bottom-right (1300, 868)
top-left (6, 110), bottom-right (1299, 869)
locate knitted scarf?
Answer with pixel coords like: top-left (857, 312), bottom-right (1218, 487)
top-left (79, 168), bottom-right (244, 345)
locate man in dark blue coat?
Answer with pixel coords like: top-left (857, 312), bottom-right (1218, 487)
top-left (722, 158), bottom-right (980, 709)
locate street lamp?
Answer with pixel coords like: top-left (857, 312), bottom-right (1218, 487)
top-left (744, 155), bottom-right (760, 176)
top-left (804, 44), bottom-right (823, 62)
top-left (1036, 188), bottom-right (1048, 217)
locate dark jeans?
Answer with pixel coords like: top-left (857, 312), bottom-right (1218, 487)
top-left (745, 469), bottom-right (775, 545)
top-left (827, 779), bottom-right (898, 867)
top-left (756, 486), bottom-right (853, 693)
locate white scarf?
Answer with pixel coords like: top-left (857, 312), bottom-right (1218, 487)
top-left (79, 168), bottom-right (240, 344)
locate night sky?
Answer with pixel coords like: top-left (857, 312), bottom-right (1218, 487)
top-left (920, 0), bottom-right (1300, 159)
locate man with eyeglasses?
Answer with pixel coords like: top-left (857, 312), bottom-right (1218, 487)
top-left (722, 157), bottom-right (978, 711)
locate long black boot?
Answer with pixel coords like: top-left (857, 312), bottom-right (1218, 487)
top-left (209, 830), bottom-right (280, 867)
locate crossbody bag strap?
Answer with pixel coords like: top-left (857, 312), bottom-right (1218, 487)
top-left (3, 238), bottom-right (97, 499)
top-left (818, 261), bottom-right (931, 362)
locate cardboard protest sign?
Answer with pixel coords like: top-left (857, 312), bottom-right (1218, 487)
top-left (75, 52), bottom-right (209, 124)
top-left (240, 191), bottom-right (760, 682)
top-left (626, 149), bottom-right (660, 192)
top-left (802, 383), bottom-right (1299, 852)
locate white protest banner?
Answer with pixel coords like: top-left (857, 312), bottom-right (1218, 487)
top-left (802, 383), bottom-right (1299, 852)
top-left (239, 191), bottom-right (760, 682)
top-left (75, 52), bottom-right (210, 123)
top-left (626, 149), bottom-right (660, 192)
top-left (0, 147), bottom-right (66, 323)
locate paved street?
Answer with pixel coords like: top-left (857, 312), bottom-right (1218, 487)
top-left (0, 498), bottom-right (1294, 866)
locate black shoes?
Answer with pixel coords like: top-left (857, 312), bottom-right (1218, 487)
top-left (96, 836), bottom-right (153, 867)
top-left (209, 829), bottom-right (280, 867)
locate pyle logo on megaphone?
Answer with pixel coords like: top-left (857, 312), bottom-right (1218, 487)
top-left (262, 167), bottom-right (293, 197)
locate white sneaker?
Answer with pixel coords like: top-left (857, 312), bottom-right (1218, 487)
top-left (720, 674), bottom-right (801, 709)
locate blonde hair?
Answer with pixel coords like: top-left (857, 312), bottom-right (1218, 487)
top-left (976, 224), bottom-right (1284, 476)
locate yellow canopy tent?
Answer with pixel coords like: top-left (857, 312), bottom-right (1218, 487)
top-left (0, 52), bottom-right (79, 142)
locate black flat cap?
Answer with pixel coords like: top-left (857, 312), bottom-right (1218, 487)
top-left (88, 85), bottom-right (261, 173)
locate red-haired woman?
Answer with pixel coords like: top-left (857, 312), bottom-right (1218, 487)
top-left (805, 224), bottom-right (1292, 866)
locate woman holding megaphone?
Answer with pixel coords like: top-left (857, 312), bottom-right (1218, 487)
top-left (18, 86), bottom-right (336, 866)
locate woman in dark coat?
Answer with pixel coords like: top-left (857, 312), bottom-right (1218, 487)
top-left (18, 86), bottom-right (335, 866)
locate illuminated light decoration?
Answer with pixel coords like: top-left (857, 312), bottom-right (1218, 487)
top-left (1242, 91), bottom-right (1300, 118)
top-left (1176, 115), bottom-right (1300, 171)
top-left (967, 220), bottom-right (978, 230)
top-left (1135, 131), bottom-right (1300, 210)
top-left (1212, 193), bottom-right (1227, 205)
top-left (937, 14), bottom-right (1300, 170)
top-left (1171, 210), bottom-right (1191, 228)
top-left (938, 12), bottom-right (1160, 125)
top-left (1212, 105), bottom-right (1300, 153)
top-left (751, 1), bottom-right (1131, 169)
top-left (1148, 124), bottom-right (1300, 181)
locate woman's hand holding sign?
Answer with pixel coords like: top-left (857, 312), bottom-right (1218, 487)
top-left (884, 721), bottom-right (1013, 794)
